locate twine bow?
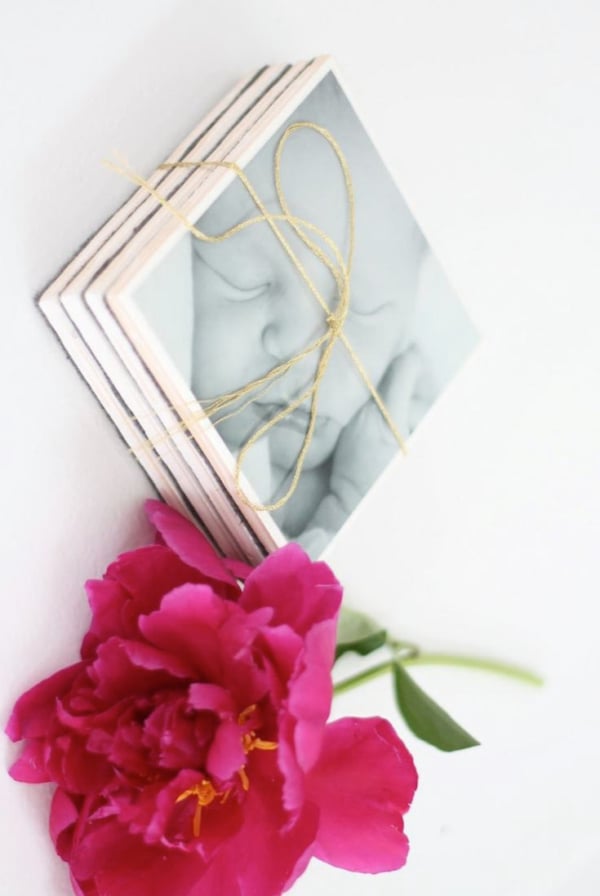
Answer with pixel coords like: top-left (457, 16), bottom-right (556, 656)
top-left (108, 122), bottom-right (407, 513)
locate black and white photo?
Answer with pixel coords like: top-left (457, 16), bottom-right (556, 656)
top-left (132, 70), bottom-right (477, 554)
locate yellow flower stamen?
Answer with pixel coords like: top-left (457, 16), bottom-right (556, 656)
top-left (238, 766), bottom-right (250, 792)
top-left (242, 731), bottom-right (278, 753)
top-left (237, 720), bottom-right (277, 794)
top-left (176, 779), bottom-right (219, 837)
top-left (238, 704), bottom-right (257, 724)
top-left (238, 705), bottom-right (278, 755)
top-left (174, 707), bottom-right (278, 831)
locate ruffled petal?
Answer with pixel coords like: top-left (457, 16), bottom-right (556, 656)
top-left (103, 544), bottom-right (208, 632)
top-left (257, 625), bottom-right (303, 707)
top-left (142, 697), bottom-right (216, 772)
top-left (90, 637), bottom-right (195, 702)
top-left (9, 739), bottom-right (50, 782)
top-left (241, 544), bottom-right (342, 635)
top-left (288, 619), bottom-right (337, 772)
top-left (276, 711), bottom-right (305, 813)
top-left (206, 719), bottom-right (245, 782)
top-left (45, 732), bottom-right (113, 794)
top-left (139, 585), bottom-right (229, 676)
top-left (70, 817), bottom-right (211, 896)
top-left (85, 577), bottom-right (129, 642)
top-left (235, 778), bottom-right (319, 896)
top-left (306, 717), bottom-right (418, 873)
top-left (139, 584), bottom-right (260, 686)
top-left (6, 662), bottom-right (86, 741)
top-left (49, 787), bottom-right (79, 859)
top-left (188, 683), bottom-right (235, 716)
top-left (204, 759), bottom-right (319, 896)
top-left (145, 500), bottom-right (240, 596)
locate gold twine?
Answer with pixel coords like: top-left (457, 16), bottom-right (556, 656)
top-left (106, 121), bottom-right (407, 513)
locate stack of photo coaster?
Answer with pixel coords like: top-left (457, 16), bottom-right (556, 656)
top-left (39, 55), bottom-right (478, 564)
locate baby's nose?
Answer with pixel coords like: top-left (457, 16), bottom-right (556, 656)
top-left (261, 278), bottom-right (331, 363)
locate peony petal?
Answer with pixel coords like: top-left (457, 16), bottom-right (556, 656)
top-left (80, 632), bottom-right (100, 662)
top-left (241, 544), bottom-right (342, 635)
top-left (186, 855), bottom-right (242, 896)
top-left (223, 557), bottom-right (254, 580)
top-left (70, 817), bottom-right (212, 896)
top-left (145, 500), bottom-right (240, 595)
top-left (90, 637), bottom-right (195, 702)
top-left (142, 698), bottom-right (216, 771)
top-left (6, 662), bottom-right (85, 741)
top-left (85, 577), bottom-right (129, 641)
top-left (118, 639), bottom-right (196, 677)
top-left (188, 683), bottom-right (235, 716)
top-left (256, 625), bottom-right (304, 712)
top-left (206, 719), bottom-right (245, 782)
top-left (68, 872), bottom-right (89, 896)
top-left (104, 720), bottom-right (153, 780)
top-left (288, 619), bottom-right (337, 772)
top-left (306, 717), bottom-right (418, 873)
top-left (104, 544), bottom-right (207, 630)
top-left (139, 585), bottom-right (239, 679)
top-left (49, 787), bottom-right (79, 859)
top-left (221, 768), bottom-right (319, 896)
top-left (55, 694), bottom-right (121, 735)
top-left (46, 732), bottom-right (112, 794)
top-left (277, 711), bottom-right (305, 813)
top-left (9, 739), bottom-right (50, 783)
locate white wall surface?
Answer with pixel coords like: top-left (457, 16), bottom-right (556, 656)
top-left (1, 2), bottom-right (599, 894)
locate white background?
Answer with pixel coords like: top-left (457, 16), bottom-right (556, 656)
top-left (1, 2), bottom-right (600, 894)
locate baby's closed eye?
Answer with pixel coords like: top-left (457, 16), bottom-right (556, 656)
top-left (223, 279), bottom-right (271, 303)
top-left (193, 246), bottom-right (272, 302)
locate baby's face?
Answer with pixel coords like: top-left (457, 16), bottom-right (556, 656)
top-left (191, 97), bottom-right (425, 473)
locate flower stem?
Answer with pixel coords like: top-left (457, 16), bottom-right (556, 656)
top-left (402, 653), bottom-right (543, 686)
top-left (333, 652), bottom-right (543, 696)
top-left (333, 660), bottom-right (394, 695)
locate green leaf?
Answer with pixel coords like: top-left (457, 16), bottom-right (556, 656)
top-left (335, 606), bottom-right (387, 661)
top-left (393, 661), bottom-right (480, 752)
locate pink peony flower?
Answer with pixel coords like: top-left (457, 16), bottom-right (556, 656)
top-left (7, 500), bottom-right (417, 896)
